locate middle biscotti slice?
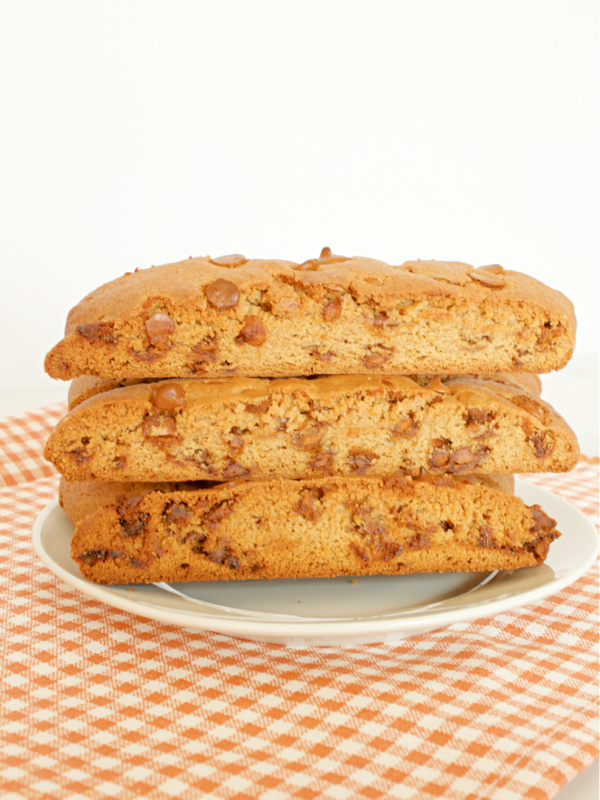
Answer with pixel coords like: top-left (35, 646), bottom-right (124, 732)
top-left (45, 374), bottom-right (579, 481)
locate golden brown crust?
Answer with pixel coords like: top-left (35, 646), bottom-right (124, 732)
top-left (44, 254), bottom-right (576, 379)
top-left (62, 474), bottom-right (557, 585)
top-left (66, 371), bottom-right (542, 409)
top-left (46, 375), bottom-right (578, 482)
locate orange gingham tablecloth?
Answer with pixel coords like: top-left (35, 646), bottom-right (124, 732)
top-left (0, 404), bottom-right (598, 800)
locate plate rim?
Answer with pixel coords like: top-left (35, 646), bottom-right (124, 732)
top-left (32, 480), bottom-right (599, 644)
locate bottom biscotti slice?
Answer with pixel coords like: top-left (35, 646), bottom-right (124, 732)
top-left (61, 474), bottom-right (560, 585)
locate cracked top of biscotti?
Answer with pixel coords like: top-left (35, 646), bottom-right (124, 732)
top-left (44, 250), bottom-right (576, 379)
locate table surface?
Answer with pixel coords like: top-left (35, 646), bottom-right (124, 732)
top-left (1, 371), bottom-right (597, 800)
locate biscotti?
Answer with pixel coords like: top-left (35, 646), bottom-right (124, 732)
top-left (66, 371), bottom-right (543, 409)
top-left (45, 375), bottom-right (579, 482)
top-left (62, 474), bottom-right (559, 585)
top-left (44, 251), bottom-right (576, 380)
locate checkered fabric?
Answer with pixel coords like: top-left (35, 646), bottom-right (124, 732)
top-left (0, 404), bottom-right (598, 800)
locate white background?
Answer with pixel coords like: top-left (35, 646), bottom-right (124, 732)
top-left (1, 3), bottom-right (598, 796)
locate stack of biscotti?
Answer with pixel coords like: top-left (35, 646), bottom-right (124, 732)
top-left (43, 249), bottom-right (578, 585)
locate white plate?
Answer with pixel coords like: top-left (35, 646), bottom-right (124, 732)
top-left (33, 480), bottom-right (599, 647)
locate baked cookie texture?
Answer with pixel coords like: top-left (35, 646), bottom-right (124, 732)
top-left (66, 371), bottom-right (543, 409)
top-left (43, 250), bottom-right (576, 586)
top-left (46, 375), bottom-right (578, 482)
top-left (44, 252), bottom-right (576, 380)
top-left (61, 474), bottom-right (559, 585)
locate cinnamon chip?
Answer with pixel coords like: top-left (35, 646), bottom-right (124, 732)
top-left (469, 268), bottom-right (506, 289)
top-left (322, 296), bottom-right (342, 321)
top-left (209, 254), bottom-right (247, 267)
top-left (363, 348), bottom-right (392, 369)
top-left (294, 246), bottom-right (347, 271)
top-left (222, 462), bottom-right (251, 480)
top-left (235, 316), bottom-right (267, 346)
top-left (294, 259), bottom-right (320, 271)
top-left (478, 264), bottom-right (504, 274)
top-left (425, 375), bottom-right (451, 394)
top-left (145, 313), bottom-right (175, 345)
top-left (204, 278), bottom-right (240, 309)
top-left (150, 383), bottom-right (187, 412)
top-left (318, 246), bottom-right (347, 264)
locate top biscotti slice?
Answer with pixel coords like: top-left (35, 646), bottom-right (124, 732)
top-left (44, 374), bottom-right (579, 482)
top-left (44, 251), bottom-right (576, 379)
